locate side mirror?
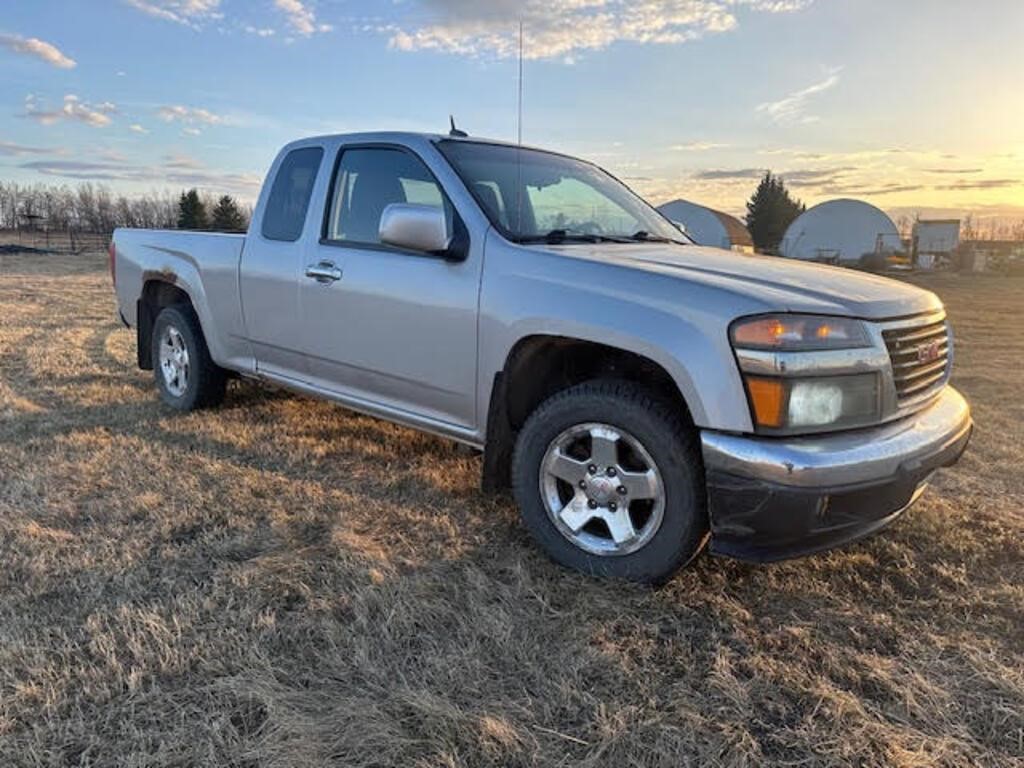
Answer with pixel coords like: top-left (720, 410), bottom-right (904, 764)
top-left (671, 220), bottom-right (687, 234)
top-left (379, 203), bottom-right (450, 254)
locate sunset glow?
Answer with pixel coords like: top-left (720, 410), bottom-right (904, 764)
top-left (1, 1), bottom-right (1021, 228)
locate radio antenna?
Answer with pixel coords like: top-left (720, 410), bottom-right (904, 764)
top-left (448, 115), bottom-right (468, 137)
top-left (515, 18), bottom-right (524, 236)
top-left (517, 19), bottom-right (524, 146)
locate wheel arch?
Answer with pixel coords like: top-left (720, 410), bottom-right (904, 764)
top-left (481, 334), bottom-right (698, 492)
top-left (136, 278), bottom-right (194, 370)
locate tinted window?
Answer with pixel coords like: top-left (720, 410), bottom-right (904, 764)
top-left (326, 148), bottom-right (452, 244)
top-left (261, 146), bottom-right (323, 242)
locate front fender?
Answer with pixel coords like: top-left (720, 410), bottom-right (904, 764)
top-left (477, 238), bottom-right (762, 434)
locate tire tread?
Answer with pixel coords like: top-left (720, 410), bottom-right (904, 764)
top-left (511, 379), bottom-right (706, 583)
top-left (152, 304), bottom-right (226, 411)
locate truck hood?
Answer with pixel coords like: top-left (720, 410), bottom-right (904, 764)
top-left (539, 243), bottom-right (941, 319)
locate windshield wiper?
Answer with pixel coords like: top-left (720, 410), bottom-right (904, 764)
top-left (518, 229), bottom-right (624, 244)
top-left (517, 228), bottom-right (685, 245)
top-left (628, 230), bottom-right (687, 245)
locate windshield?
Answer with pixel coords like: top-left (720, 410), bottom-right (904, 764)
top-left (437, 140), bottom-right (689, 245)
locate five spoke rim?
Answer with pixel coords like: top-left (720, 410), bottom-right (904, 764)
top-left (158, 325), bottom-right (190, 398)
top-left (540, 422), bottom-right (665, 556)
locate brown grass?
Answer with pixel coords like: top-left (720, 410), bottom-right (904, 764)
top-left (0, 251), bottom-right (1022, 767)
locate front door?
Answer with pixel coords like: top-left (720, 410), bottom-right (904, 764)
top-left (299, 145), bottom-right (481, 430)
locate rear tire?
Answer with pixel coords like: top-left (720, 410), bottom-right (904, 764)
top-left (512, 380), bottom-right (707, 584)
top-left (151, 305), bottom-right (226, 411)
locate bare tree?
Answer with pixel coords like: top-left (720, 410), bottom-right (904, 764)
top-left (961, 214), bottom-right (976, 242)
top-left (0, 180), bottom-right (240, 235)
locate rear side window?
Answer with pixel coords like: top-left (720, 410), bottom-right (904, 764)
top-left (261, 146), bottom-right (324, 242)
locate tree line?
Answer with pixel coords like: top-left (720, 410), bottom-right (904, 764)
top-left (0, 181), bottom-right (251, 234)
top-left (176, 189), bottom-right (247, 231)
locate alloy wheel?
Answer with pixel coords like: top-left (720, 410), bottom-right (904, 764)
top-left (539, 422), bottom-right (665, 556)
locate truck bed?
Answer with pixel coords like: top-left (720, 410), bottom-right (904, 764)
top-left (112, 228), bottom-right (249, 370)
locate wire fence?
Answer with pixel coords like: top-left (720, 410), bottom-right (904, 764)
top-left (0, 228), bottom-right (111, 254)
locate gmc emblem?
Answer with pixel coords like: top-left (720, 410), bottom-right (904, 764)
top-left (917, 339), bottom-right (942, 364)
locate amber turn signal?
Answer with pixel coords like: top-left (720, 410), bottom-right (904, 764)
top-left (744, 376), bottom-right (786, 428)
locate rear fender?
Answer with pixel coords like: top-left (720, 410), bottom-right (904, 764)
top-left (138, 257), bottom-right (222, 364)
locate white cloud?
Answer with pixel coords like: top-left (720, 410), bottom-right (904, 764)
top-left (0, 33), bottom-right (76, 68)
top-left (746, 0), bottom-right (815, 10)
top-left (0, 140), bottom-right (53, 156)
top-left (274, 0), bottom-right (332, 37)
top-left (125, 0), bottom-right (328, 37)
top-left (124, 0), bottom-right (222, 27)
top-left (156, 105), bottom-right (226, 126)
top-left (670, 141), bottom-right (730, 151)
top-left (25, 95), bottom-right (116, 128)
top-left (383, 0), bottom-right (813, 60)
top-left (756, 67), bottom-right (842, 124)
top-left (163, 152), bottom-right (203, 169)
top-left (129, 123), bottom-right (149, 134)
top-left (19, 156), bottom-right (262, 196)
top-left (97, 148), bottom-right (128, 163)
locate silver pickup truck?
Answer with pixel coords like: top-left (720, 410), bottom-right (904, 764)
top-left (111, 131), bottom-right (973, 582)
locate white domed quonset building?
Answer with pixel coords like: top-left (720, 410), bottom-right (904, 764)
top-left (780, 199), bottom-right (901, 264)
top-left (657, 199), bottom-right (755, 253)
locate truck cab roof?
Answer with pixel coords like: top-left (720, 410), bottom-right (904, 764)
top-left (279, 131), bottom-right (571, 159)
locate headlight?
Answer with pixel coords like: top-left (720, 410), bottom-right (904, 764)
top-left (731, 314), bottom-right (870, 351)
top-left (743, 374), bottom-right (880, 432)
top-left (731, 314), bottom-right (881, 434)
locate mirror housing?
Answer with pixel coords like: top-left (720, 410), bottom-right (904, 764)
top-left (379, 203), bottom-right (450, 255)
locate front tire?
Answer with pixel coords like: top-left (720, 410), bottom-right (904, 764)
top-left (512, 380), bottom-right (707, 583)
top-left (151, 305), bottom-right (226, 411)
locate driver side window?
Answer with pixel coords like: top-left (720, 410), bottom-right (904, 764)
top-left (326, 147), bottom-right (452, 245)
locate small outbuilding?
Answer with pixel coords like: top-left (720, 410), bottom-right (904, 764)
top-left (780, 199), bottom-right (901, 264)
top-left (913, 219), bottom-right (960, 257)
top-left (657, 199), bottom-right (754, 252)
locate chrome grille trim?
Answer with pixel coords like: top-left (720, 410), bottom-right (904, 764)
top-left (881, 313), bottom-right (951, 406)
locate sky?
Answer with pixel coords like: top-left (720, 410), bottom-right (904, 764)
top-left (1, 0), bottom-right (1022, 224)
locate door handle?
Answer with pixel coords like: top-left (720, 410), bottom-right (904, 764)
top-left (305, 261), bottom-right (343, 283)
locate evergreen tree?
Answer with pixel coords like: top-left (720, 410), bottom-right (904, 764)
top-left (210, 195), bottom-right (246, 231)
top-left (744, 172), bottom-right (805, 254)
top-left (177, 189), bottom-right (208, 230)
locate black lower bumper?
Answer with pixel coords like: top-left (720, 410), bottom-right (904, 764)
top-left (704, 401), bottom-right (972, 564)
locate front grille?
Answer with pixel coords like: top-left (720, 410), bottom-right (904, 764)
top-left (882, 316), bottom-right (951, 404)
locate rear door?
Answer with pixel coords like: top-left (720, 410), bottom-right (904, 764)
top-left (239, 145), bottom-right (324, 378)
top-left (298, 144), bottom-right (482, 430)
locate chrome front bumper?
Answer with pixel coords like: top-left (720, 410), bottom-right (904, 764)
top-left (699, 386), bottom-right (973, 562)
top-left (702, 386), bottom-right (972, 488)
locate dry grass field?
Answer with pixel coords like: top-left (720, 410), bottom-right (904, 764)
top-left (1, 250), bottom-right (1022, 768)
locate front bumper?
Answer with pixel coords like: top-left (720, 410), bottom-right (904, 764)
top-left (700, 386), bottom-right (972, 562)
